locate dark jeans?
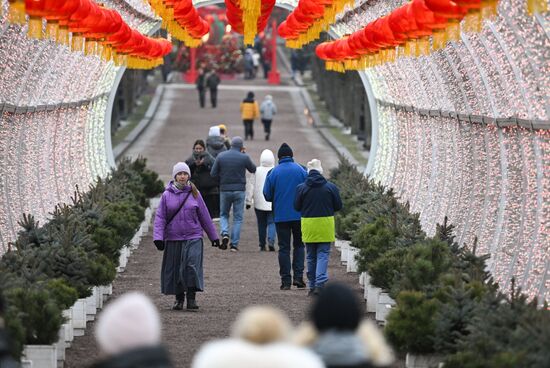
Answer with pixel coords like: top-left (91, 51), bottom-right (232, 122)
top-left (255, 209), bottom-right (276, 249)
top-left (198, 88), bottom-right (205, 108)
top-left (210, 88), bottom-right (217, 108)
top-left (203, 192), bottom-right (219, 218)
top-left (243, 119), bottom-right (254, 140)
top-left (276, 221), bottom-right (305, 286)
top-left (261, 119), bottom-right (272, 140)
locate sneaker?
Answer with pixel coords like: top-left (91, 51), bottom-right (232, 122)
top-left (212, 217), bottom-right (220, 222)
top-left (230, 246), bottom-right (238, 252)
top-left (220, 235), bottom-right (229, 250)
top-left (280, 284), bottom-right (291, 290)
top-left (259, 246), bottom-right (266, 251)
top-left (293, 279), bottom-right (306, 289)
top-left (268, 246), bottom-right (276, 252)
top-left (172, 300), bottom-right (184, 310)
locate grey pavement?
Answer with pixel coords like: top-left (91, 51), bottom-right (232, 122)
top-left (64, 77), bottom-right (362, 368)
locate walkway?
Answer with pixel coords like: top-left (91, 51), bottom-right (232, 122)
top-left (64, 76), bottom-right (358, 368)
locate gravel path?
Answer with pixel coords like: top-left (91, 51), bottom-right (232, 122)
top-left (64, 79), bottom-right (367, 368)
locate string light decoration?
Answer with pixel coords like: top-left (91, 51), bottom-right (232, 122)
top-left (0, 0), bottom-right (159, 251)
top-left (359, 0), bottom-right (550, 301)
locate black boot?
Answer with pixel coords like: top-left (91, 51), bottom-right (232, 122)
top-left (186, 288), bottom-right (199, 310)
top-left (172, 292), bottom-right (185, 310)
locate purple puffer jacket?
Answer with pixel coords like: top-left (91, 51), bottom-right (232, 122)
top-left (154, 182), bottom-right (219, 242)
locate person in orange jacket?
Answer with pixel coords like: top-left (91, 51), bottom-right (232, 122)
top-left (240, 91), bottom-right (260, 140)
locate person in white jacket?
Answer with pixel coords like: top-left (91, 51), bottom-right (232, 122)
top-left (246, 149), bottom-right (276, 251)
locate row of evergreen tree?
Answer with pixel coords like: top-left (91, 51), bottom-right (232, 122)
top-left (331, 158), bottom-right (550, 367)
top-left (0, 157), bottom-right (164, 359)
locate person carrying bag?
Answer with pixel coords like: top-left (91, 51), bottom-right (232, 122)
top-left (153, 162), bottom-right (220, 311)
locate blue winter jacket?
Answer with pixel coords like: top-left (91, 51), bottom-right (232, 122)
top-left (294, 170), bottom-right (342, 243)
top-left (211, 147), bottom-right (256, 191)
top-left (263, 157), bottom-right (307, 222)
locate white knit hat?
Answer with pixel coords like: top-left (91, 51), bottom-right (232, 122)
top-left (307, 159), bottom-right (323, 174)
top-left (209, 126), bottom-right (221, 137)
top-left (95, 292), bottom-right (161, 356)
top-left (172, 162), bottom-right (191, 179)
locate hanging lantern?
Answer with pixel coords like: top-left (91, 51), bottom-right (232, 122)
top-left (25, 0), bottom-right (48, 39)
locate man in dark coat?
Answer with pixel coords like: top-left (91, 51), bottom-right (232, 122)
top-left (211, 136), bottom-right (256, 251)
top-left (206, 70), bottom-right (221, 108)
top-left (196, 68), bottom-right (207, 108)
top-left (263, 143), bottom-right (307, 290)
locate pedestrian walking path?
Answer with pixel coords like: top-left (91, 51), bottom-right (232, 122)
top-left (64, 79), bottom-right (355, 368)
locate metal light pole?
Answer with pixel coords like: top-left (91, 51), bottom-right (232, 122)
top-left (267, 19), bottom-right (280, 85)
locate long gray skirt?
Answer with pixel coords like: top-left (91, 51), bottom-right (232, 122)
top-left (161, 238), bottom-right (204, 295)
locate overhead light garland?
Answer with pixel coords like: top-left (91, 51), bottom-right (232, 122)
top-left (315, 0), bottom-right (500, 73)
top-left (147, 0), bottom-right (209, 47)
top-left (224, 0), bottom-right (276, 45)
top-left (7, 0), bottom-right (172, 69)
top-left (278, 0), bottom-right (354, 49)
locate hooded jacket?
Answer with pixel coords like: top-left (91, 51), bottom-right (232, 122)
top-left (294, 170), bottom-right (342, 243)
top-left (246, 150), bottom-right (275, 211)
top-left (153, 182), bottom-right (218, 242)
top-left (206, 126), bottom-right (227, 158)
top-left (211, 147), bottom-right (256, 191)
top-left (260, 99), bottom-right (277, 120)
top-left (240, 98), bottom-right (260, 120)
top-left (263, 157), bottom-right (307, 222)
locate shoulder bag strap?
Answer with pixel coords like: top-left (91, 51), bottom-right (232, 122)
top-left (165, 192), bottom-right (192, 227)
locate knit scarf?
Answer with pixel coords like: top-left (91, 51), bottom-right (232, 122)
top-left (173, 181), bottom-right (186, 190)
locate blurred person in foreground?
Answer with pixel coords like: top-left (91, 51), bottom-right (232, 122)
top-left (294, 283), bottom-right (394, 368)
top-left (92, 292), bottom-right (173, 368)
top-left (192, 305), bottom-right (324, 368)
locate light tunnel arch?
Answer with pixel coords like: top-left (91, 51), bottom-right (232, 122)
top-left (0, 0), bottom-right (549, 302)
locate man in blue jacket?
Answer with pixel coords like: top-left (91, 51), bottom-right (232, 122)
top-left (263, 143), bottom-right (307, 290)
top-left (294, 159), bottom-right (342, 296)
top-left (211, 136), bottom-right (256, 251)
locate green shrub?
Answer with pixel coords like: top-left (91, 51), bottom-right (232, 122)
top-left (5, 287), bottom-right (63, 345)
top-left (369, 247), bottom-right (408, 290)
top-left (385, 291), bottom-right (440, 354)
top-left (44, 279), bottom-right (79, 310)
top-left (391, 238), bottom-right (453, 297)
top-left (354, 217), bottom-right (398, 271)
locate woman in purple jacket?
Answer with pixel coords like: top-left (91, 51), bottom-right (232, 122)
top-left (154, 162), bottom-right (220, 311)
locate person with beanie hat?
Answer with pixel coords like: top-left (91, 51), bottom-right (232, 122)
top-left (293, 283), bottom-right (394, 368)
top-left (294, 159), bottom-right (341, 295)
top-left (260, 95), bottom-right (277, 140)
top-left (154, 162), bottom-right (220, 310)
top-left (211, 137), bottom-right (256, 251)
top-left (92, 292), bottom-right (173, 368)
top-left (263, 143), bottom-right (307, 290)
top-left (246, 149), bottom-right (277, 251)
top-left (240, 91), bottom-right (260, 140)
top-left (206, 125), bottom-right (227, 158)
